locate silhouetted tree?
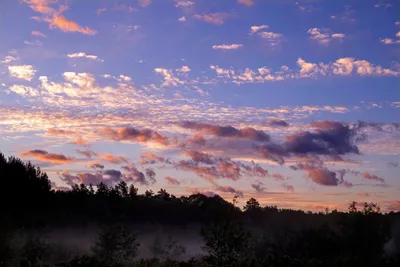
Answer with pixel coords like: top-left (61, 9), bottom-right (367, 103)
top-left (92, 224), bottom-right (139, 265)
top-left (201, 221), bottom-right (251, 265)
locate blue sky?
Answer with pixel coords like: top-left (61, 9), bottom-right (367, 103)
top-left (0, 0), bottom-right (399, 211)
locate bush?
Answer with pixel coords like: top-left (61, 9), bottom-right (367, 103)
top-left (148, 229), bottom-right (186, 261)
top-left (91, 224), bottom-right (139, 265)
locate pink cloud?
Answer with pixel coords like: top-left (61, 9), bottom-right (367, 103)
top-left (363, 172), bottom-right (385, 183)
top-left (238, 0), bottom-right (254, 6)
top-left (138, 0), bottom-right (152, 8)
top-left (165, 176), bottom-right (181, 185)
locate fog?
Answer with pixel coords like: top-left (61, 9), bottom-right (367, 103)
top-left (9, 224), bottom-right (205, 264)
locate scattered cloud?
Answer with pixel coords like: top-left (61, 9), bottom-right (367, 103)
top-left (175, 1), bottom-right (195, 8)
top-left (98, 153), bottom-right (129, 164)
top-left (101, 127), bottom-right (169, 146)
top-left (251, 181), bottom-right (267, 192)
top-left (9, 85), bottom-right (39, 97)
top-left (43, 14), bottom-right (97, 35)
top-left (165, 176), bottom-right (181, 185)
top-left (21, 149), bottom-right (74, 164)
top-left (282, 183), bottom-right (295, 192)
top-left (363, 172), bottom-right (385, 183)
top-left (180, 121), bottom-right (270, 142)
top-left (176, 65), bottom-right (191, 73)
top-left (155, 68), bottom-right (185, 87)
top-left (67, 52), bottom-right (99, 60)
top-left (76, 149), bottom-right (97, 158)
top-left (250, 25), bottom-right (269, 34)
top-left (88, 162), bottom-right (104, 169)
top-left (140, 152), bottom-right (166, 165)
top-left (212, 44), bottom-right (243, 50)
top-left (302, 165), bottom-right (341, 186)
top-left (31, 30), bottom-right (46, 37)
top-left (122, 165), bottom-right (153, 185)
top-left (193, 13), bottom-right (229, 25)
top-left (308, 28), bottom-right (345, 44)
top-left (268, 118), bottom-right (289, 127)
top-left (8, 65), bottom-right (37, 81)
top-left (258, 31), bottom-right (283, 46)
top-left (24, 1), bottom-right (96, 35)
top-left (215, 185), bottom-right (243, 197)
top-left (60, 170), bottom-right (104, 186)
top-left (1, 56), bottom-right (18, 64)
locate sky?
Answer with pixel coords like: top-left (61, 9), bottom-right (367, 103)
top-left (0, 0), bottom-right (399, 212)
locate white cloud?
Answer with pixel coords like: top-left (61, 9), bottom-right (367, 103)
top-left (308, 28), bottom-right (345, 44)
top-left (177, 66), bottom-right (191, 73)
top-left (119, 75), bottom-right (132, 82)
top-left (380, 29), bottom-right (400, 45)
top-left (67, 52), bottom-right (99, 60)
top-left (258, 31), bottom-right (283, 45)
top-left (212, 44), bottom-right (243, 50)
top-left (211, 65), bottom-right (284, 84)
top-left (155, 68), bottom-right (185, 87)
top-left (63, 72), bottom-right (96, 88)
top-left (178, 16), bottom-right (186, 22)
top-left (211, 57), bottom-right (400, 83)
top-left (250, 25), bottom-right (269, 34)
top-left (332, 33), bottom-right (345, 39)
top-left (24, 40), bottom-right (43, 46)
top-left (175, 0), bottom-right (194, 8)
top-left (382, 38), bottom-right (398, 44)
top-left (9, 85), bottom-right (39, 97)
top-left (31, 31), bottom-right (47, 37)
top-left (297, 58), bottom-right (319, 77)
top-left (8, 65), bottom-right (37, 81)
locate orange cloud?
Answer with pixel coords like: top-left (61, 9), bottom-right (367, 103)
top-left (24, 0), bottom-right (56, 14)
top-left (44, 14), bottom-right (96, 35)
top-left (72, 138), bottom-right (89, 146)
top-left (21, 149), bottom-right (74, 164)
top-left (24, 0), bottom-right (96, 35)
top-left (98, 153), bottom-right (129, 164)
